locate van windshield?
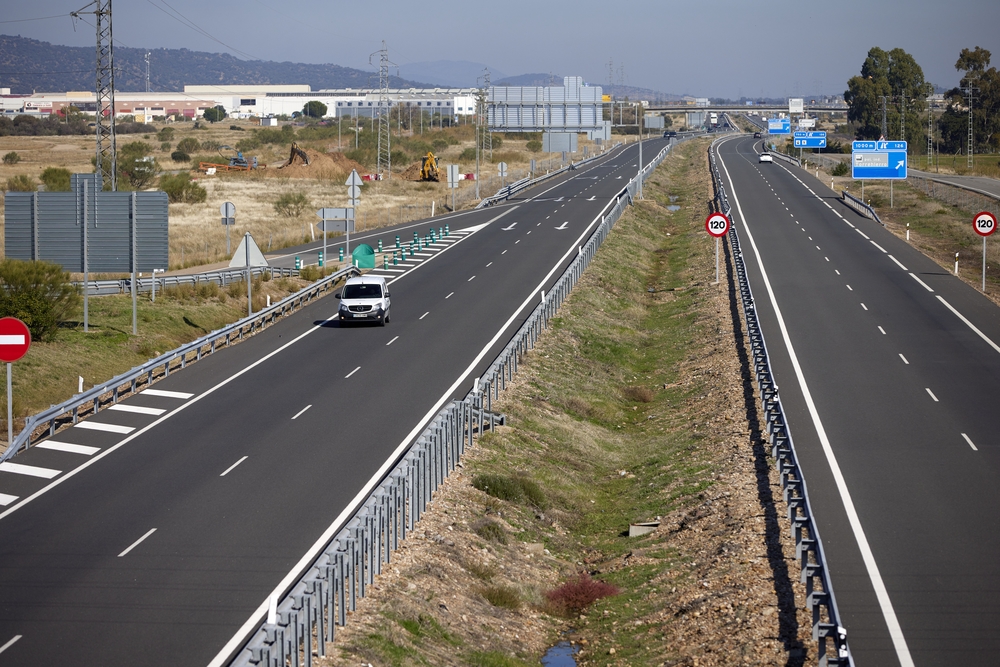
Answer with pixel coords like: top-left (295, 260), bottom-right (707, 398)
top-left (343, 283), bottom-right (382, 299)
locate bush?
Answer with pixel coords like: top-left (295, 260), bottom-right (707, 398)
top-left (2, 151), bottom-right (20, 165)
top-left (474, 520), bottom-right (508, 545)
top-left (0, 259), bottom-right (80, 341)
top-left (156, 127), bottom-right (174, 142)
top-left (526, 140), bottom-right (542, 152)
top-left (831, 162), bottom-right (850, 177)
top-left (274, 192), bottom-right (310, 217)
top-left (459, 147), bottom-right (477, 162)
top-left (159, 172), bottom-right (207, 203)
top-left (40, 167), bottom-right (71, 192)
top-left (176, 137), bottom-right (200, 153)
top-left (622, 385), bottom-right (654, 402)
top-left (489, 134), bottom-right (503, 148)
top-left (472, 473), bottom-right (545, 508)
top-left (235, 136), bottom-right (261, 152)
top-left (160, 141), bottom-right (171, 152)
top-left (203, 106), bottom-right (226, 123)
top-left (170, 151), bottom-right (191, 162)
top-left (431, 139), bottom-right (448, 152)
top-left (5, 174), bottom-right (35, 192)
top-left (228, 125), bottom-right (244, 131)
top-left (199, 139), bottom-right (220, 152)
top-left (545, 573), bottom-right (619, 616)
top-left (478, 584), bottom-right (520, 610)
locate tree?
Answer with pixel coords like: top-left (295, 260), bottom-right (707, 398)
top-left (845, 47), bottom-right (932, 141)
top-left (938, 47), bottom-right (1000, 154)
top-left (98, 141), bottom-right (159, 190)
top-left (0, 259), bottom-right (80, 342)
top-left (40, 167), bottom-right (71, 192)
top-left (302, 100), bottom-right (328, 118)
top-left (203, 105), bottom-right (227, 123)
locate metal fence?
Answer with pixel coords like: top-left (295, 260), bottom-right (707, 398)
top-left (1, 265), bottom-right (359, 462)
top-left (709, 138), bottom-right (852, 666)
top-left (223, 133), bottom-right (689, 667)
top-left (75, 266), bottom-right (301, 296)
top-left (908, 173), bottom-right (1000, 217)
top-left (841, 191), bottom-right (883, 225)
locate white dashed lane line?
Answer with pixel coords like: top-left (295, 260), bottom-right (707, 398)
top-left (0, 636), bottom-right (21, 655)
top-left (118, 528), bottom-right (156, 558)
top-left (925, 388), bottom-right (940, 402)
top-left (291, 405), bottom-right (311, 420)
top-left (220, 456), bottom-right (248, 477)
top-left (445, 292), bottom-right (454, 299)
top-left (35, 441), bottom-right (99, 456)
top-left (878, 326), bottom-right (887, 335)
top-left (345, 367), bottom-right (360, 379)
top-left (143, 389), bottom-right (193, 399)
top-left (108, 404), bottom-right (166, 416)
top-left (861, 303), bottom-right (868, 310)
top-left (962, 433), bottom-right (979, 451)
top-left (909, 273), bottom-right (935, 293)
top-left (899, 354), bottom-right (910, 365)
top-left (386, 336), bottom-right (399, 346)
top-left (419, 312), bottom-right (429, 320)
top-left (74, 422), bottom-right (134, 434)
top-left (0, 462), bottom-right (60, 479)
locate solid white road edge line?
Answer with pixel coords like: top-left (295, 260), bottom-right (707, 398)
top-left (936, 296), bottom-right (1000, 354)
top-left (207, 172), bottom-right (622, 667)
top-left (716, 137), bottom-right (915, 667)
top-left (117, 527), bottom-right (156, 557)
top-left (220, 456), bottom-right (248, 477)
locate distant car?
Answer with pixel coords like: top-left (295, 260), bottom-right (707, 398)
top-left (663, 130), bottom-right (677, 138)
top-left (753, 131), bottom-right (762, 138)
top-left (759, 153), bottom-right (773, 163)
top-left (337, 275), bottom-right (390, 326)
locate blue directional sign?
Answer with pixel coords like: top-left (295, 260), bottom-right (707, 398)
top-left (793, 131), bottom-right (827, 148)
top-left (767, 118), bottom-right (791, 134)
top-left (852, 141), bottom-right (907, 179)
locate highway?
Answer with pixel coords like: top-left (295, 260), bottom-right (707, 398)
top-left (716, 135), bottom-right (1000, 666)
top-left (0, 138), bottom-right (671, 665)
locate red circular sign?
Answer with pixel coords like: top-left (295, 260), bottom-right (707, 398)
top-left (705, 212), bottom-right (731, 238)
top-left (973, 211), bottom-right (997, 237)
top-left (0, 318), bottom-right (31, 363)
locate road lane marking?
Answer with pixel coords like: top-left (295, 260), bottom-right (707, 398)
top-left (816, 246), bottom-right (820, 250)
top-left (909, 273), bottom-right (934, 292)
top-left (847, 285), bottom-right (853, 291)
top-left (862, 303), bottom-right (868, 310)
top-left (515, 240), bottom-right (520, 244)
top-left (888, 255), bottom-right (908, 271)
top-left (502, 250), bottom-right (508, 254)
top-left (345, 367), bottom-right (360, 379)
top-left (74, 422), bottom-right (134, 434)
top-left (856, 229), bottom-right (871, 239)
top-left (717, 138), bottom-right (916, 667)
top-left (935, 296), bottom-right (1000, 354)
top-left (420, 312), bottom-right (429, 320)
top-left (36, 441), bottom-right (99, 456)
top-left (825, 257), bottom-right (829, 261)
top-left (118, 528), bottom-right (156, 557)
top-left (871, 241), bottom-right (887, 253)
top-left (925, 388), bottom-right (939, 402)
top-left (835, 270), bottom-right (841, 275)
top-left (445, 292), bottom-right (454, 299)
top-left (291, 405), bottom-right (312, 420)
top-left (220, 456), bottom-right (248, 477)
top-left (468, 275), bottom-right (476, 281)
top-left (386, 336), bottom-right (399, 346)
top-left (878, 326), bottom-right (886, 335)
top-left (899, 354), bottom-right (910, 364)
top-left (0, 494), bottom-right (17, 507)
top-left (0, 462), bottom-right (60, 479)
top-left (143, 389), bottom-right (193, 399)
top-left (0, 636), bottom-right (21, 655)
top-left (108, 404), bottom-right (166, 416)
top-left (486, 262), bottom-right (493, 267)
top-left (962, 433), bottom-right (979, 451)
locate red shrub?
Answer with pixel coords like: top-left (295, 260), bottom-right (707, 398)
top-left (545, 572), bottom-right (620, 615)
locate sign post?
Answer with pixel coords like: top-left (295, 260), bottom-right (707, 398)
top-left (705, 212), bottom-right (731, 284)
top-left (974, 211), bottom-right (997, 292)
top-left (229, 233), bottom-right (268, 315)
top-left (446, 164), bottom-right (460, 212)
top-left (345, 170), bottom-right (363, 254)
top-left (0, 318), bottom-right (31, 447)
top-left (497, 162), bottom-right (508, 188)
top-left (220, 202), bottom-right (236, 256)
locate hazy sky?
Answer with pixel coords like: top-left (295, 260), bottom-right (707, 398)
top-left (3, 0), bottom-right (998, 97)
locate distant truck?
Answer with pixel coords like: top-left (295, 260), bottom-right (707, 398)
top-left (709, 112), bottom-right (719, 127)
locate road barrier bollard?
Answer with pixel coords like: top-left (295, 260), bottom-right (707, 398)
top-left (439, 227), bottom-right (443, 239)
top-left (339, 247), bottom-right (344, 262)
top-left (413, 231), bottom-right (418, 242)
top-left (395, 235), bottom-right (400, 248)
top-left (393, 251), bottom-right (398, 265)
top-left (383, 256), bottom-right (388, 270)
top-left (318, 251), bottom-right (324, 268)
top-left (445, 224), bottom-right (449, 236)
top-left (378, 239), bottom-right (383, 252)
top-left (294, 256), bottom-right (301, 270)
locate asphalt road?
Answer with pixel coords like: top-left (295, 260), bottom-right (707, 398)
top-left (0, 138), bottom-right (673, 665)
top-left (716, 135), bottom-right (1000, 666)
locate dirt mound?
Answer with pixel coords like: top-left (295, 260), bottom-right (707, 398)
top-left (400, 161), bottom-right (424, 181)
top-left (268, 149), bottom-right (367, 181)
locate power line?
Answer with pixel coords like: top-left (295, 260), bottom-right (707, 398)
top-left (0, 14), bottom-right (70, 24)
top-left (143, 0), bottom-right (260, 62)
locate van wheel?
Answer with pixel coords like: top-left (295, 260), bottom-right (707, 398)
top-left (385, 310), bottom-right (390, 324)
top-left (379, 312), bottom-right (387, 327)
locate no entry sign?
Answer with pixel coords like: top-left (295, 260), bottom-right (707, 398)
top-left (0, 318), bottom-right (30, 363)
top-left (705, 213), bottom-right (731, 238)
top-left (973, 211), bottom-right (997, 237)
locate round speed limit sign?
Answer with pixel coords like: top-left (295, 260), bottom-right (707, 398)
top-left (973, 211), bottom-right (997, 237)
top-left (705, 212), bottom-right (731, 238)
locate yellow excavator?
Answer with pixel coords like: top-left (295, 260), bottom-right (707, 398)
top-left (419, 152), bottom-right (440, 181)
top-left (279, 142), bottom-right (310, 168)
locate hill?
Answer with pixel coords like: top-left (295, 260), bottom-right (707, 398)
top-left (0, 35), bottom-right (432, 94)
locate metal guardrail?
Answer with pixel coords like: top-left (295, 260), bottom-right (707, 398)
top-left (224, 129), bottom-right (686, 667)
top-left (770, 149), bottom-right (802, 168)
top-left (1, 265), bottom-right (359, 462)
top-left (76, 266), bottom-right (301, 296)
top-left (709, 137), bottom-right (852, 666)
top-left (841, 190), bottom-right (883, 225)
top-left (908, 172), bottom-right (1000, 214)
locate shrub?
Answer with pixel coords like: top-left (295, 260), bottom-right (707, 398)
top-left (156, 127), bottom-right (174, 142)
top-left (526, 140), bottom-right (542, 152)
top-left (170, 151), bottom-right (191, 162)
top-left (176, 137), bottom-right (200, 153)
top-left (474, 520), bottom-right (508, 545)
top-left (160, 141), bottom-right (171, 152)
top-left (472, 473), bottom-right (545, 508)
top-left (489, 134), bottom-right (503, 148)
top-left (431, 139), bottom-right (448, 152)
top-left (622, 385), bottom-right (654, 402)
top-left (544, 572), bottom-right (619, 616)
top-left (199, 139), bottom-right (220, 152)
top-left (228, 124), bottom-right (244, 131)
top-left (831, 162), bottom-right (850, 177)
top-left (274, 192), bottom-right (310, 217)
top-left (235, 136), bottom-right (261, 152)
top-left (5, 174), bottom-right (35, 192)
top-left (0, 259), bottom-right (80, 341)
top-left (459, 147), bottom-right (477, 161)
top-left (203, 106), bottom-right (226, 123)
top-left (478, 584), bottom-right (520, 609)
top-left (2, 151), bottom-right (20, 165)
top-left (159, 172), bottom-right (207, 203)
top-left (40, 167), bottom-right (72, 192)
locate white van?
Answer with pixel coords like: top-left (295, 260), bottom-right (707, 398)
top-left (336, 276), bottom-right (391, 326)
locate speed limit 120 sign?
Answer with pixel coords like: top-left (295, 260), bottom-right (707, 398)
top-left (974, 211), bottom-right (997, 237)
top-left (705, 213), bottom-right (731, 238)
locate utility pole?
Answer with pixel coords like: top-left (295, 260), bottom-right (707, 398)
top-left (927, 102), bottom-right (934, 171)
top-left (371, 41), bottom-right (393, 180)
top-left (72, 0), bottom-right (117, 191)
top-left (475, 69), bottom-right (491, 199)
top-left (879, 95), bottom-right (888, 140)
top-left (144, 51), bottom-right (150, 93)
top-left (963, 85), bottom-right (977, 170)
